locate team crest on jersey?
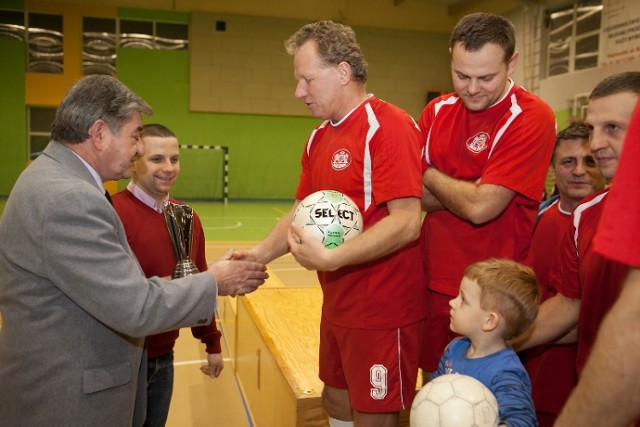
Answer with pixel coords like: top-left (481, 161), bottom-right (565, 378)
top-left (332, 149), bottom-right (352, 170)
top-left (466, 132), bottom-right (490, 154)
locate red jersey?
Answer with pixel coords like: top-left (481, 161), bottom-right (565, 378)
top-left (419, 82), bottom-right (556, 296)
top-left (113, 190), bottom-right (221, 358)
top-left (595, 100), bottom-right (640, 266)
top-left (531, 199), bottom-right (571, 300)
top-left (551, 190), bottom-right (629, 374)
top-left (522, 199), bottom-right (577, 415)
top-left (592, 100), bottom-right (640, 427)
top-left (295, 96), bottom-right (426, 329)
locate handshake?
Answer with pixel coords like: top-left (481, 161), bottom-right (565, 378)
top-left (164, 202), bottom-right (268, 297)
top-left (206, 249), bottom-right (268, 297)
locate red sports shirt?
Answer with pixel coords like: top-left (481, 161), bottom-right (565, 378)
top-left (296, 96), bottom-right (426, 329)
top-left (551, 190), bottom-right (629, 374)
top-left (419, 82), bottom-right (556, 296)
top-left (522, 199), bottom-right (577, 415)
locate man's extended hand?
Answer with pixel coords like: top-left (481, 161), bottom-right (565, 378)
top-left (207, 249), bottom-right (268, 296)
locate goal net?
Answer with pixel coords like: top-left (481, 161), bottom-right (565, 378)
top-left (170, 144), bottom-right (228, 203)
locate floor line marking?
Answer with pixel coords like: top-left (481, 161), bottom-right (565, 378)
top-left (272, 206), bottom-right (289, 215)
top-left (204, 221), bottom-right (242, 230)
top-left (174, 358), bottom-right (233, 367)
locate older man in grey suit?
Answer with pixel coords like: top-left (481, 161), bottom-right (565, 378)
top-left (0, 75), bottom-right (268, 426)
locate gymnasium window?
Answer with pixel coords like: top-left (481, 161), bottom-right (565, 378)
top-left (546, 0), bottom-right (603, 77)
top-left (29, 107), bottom-right (56, 160)
top-left (0, 10), bottom-right (25, 41)
top-left (120, 19), bottom-right (154, 49)
top-left (83, 17), bottom-right (117, 76)
top-left (27, 13), bottom-right (63, 74)
top-left (155, 22), bottom-right (189, 50)
top-left (0, 10), bottom-right (63, 74)
top-left (81, 17), bottom-right (188, 76)
top-left (119, 19), bottom-right (188, 50)
top-left (0, 10), bottom-right (188, 77)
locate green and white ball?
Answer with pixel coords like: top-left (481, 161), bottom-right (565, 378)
top-left (293, 190), bottom-right (363, 249)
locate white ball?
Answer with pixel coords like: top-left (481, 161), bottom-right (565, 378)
top-left (410, 374), bottom-right (499, 427)
top-left (293, 190), bottom-right (363, 249)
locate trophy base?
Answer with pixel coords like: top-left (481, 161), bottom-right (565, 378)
top-left (172, 260), bottom-right (200, 279)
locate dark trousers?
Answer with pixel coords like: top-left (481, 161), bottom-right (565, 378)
top-left (143, 352), bottom-right (174, 427)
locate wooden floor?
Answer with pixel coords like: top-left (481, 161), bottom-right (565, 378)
top-left (166, 241), bottom-right (320, 427)
top-left (167, 316), bottom-right (251, 427)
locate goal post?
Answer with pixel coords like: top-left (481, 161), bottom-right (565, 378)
top-left (176, 144), bottom-right (229, 204)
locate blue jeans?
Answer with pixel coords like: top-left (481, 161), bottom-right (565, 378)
top-left (144, 352), bottom-right (174, 427)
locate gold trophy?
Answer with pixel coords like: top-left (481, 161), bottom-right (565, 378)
top-left (163, 201), bottom-right (200, 279)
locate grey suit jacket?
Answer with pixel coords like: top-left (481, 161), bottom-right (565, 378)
top-left (0, 142), bottom-right (218, 426)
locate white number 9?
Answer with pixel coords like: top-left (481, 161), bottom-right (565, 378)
top-left (370, 364), bottom-right (388, 400)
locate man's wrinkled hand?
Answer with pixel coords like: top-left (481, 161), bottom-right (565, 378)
top-left (207, 257), bottom-right (268, 296)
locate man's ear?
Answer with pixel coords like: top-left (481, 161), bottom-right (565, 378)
top-left (88, 119), bottom-right (108, 151)
top-left (482, 312), bottom-right (500, 333)
top-left (507, 50), bottom-right (519, 77)
top-left (337, 61), bottom-right (352, 84)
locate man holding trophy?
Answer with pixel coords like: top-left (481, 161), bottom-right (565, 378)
top-left (112, 123), bottom-right (224, 426)
top-left (0, 75), bottom-right (267, 427)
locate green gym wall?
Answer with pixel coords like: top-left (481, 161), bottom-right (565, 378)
top-left (0, 4), bottom-right (317, 201)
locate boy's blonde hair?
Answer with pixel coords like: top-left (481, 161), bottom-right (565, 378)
top-left (464, 258), bottom-right (540, 339)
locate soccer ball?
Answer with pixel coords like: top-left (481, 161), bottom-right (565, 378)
top-left (292, 190), bottom-right (363, 249)
top-left (410, 374), bottom-right (499, 427)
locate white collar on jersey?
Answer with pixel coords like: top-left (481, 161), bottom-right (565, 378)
top-left (330, 93), bottom-right (374, 127)
top-left (487, 79), bottom-right (515, 109)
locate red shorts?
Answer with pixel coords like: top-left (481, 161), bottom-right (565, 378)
top-left (319, 316), bottom-right (423, 413)
top-left (419, 288), bottom-right (458, 372)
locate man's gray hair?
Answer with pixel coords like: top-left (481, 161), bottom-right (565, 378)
top-left (51, 74), bottom-right (152, 144)
top-left (285, 20), bottom-right (368, 84)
